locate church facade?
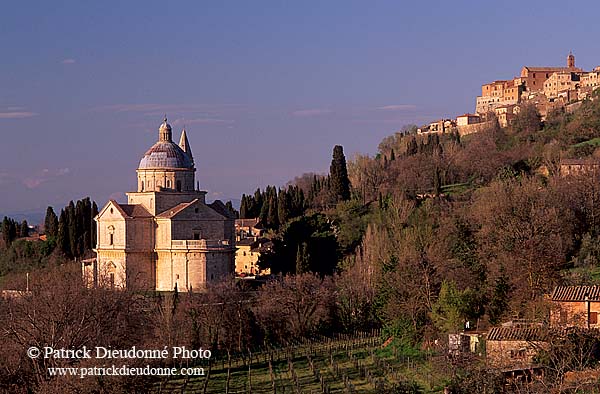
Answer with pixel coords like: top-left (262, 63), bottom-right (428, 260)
top-left (84, 118), bottom-right (235, 292)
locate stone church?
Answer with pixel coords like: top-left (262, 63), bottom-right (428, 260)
top-left (84, 117), bottom-right (235, 291)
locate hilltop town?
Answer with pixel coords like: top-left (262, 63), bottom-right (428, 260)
top-left (5, 52), bottom-right (600, 393)
top-left (417, 53), bottom-right (600, 136)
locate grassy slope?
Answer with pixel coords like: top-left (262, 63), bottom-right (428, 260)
top-left (157, 336), bottom-right (452, 393)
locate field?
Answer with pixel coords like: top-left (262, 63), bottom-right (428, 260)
top-left (155, 332), bottom-right (449, 393)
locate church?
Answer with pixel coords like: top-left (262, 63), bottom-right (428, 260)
top-left (84, 117), bottom-right (235, 292)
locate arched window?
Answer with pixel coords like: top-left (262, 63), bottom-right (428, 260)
top-left (108, 225), bottom-right (115, 246)
top-left (107, 261), bottom-right (116, 289)
top-left (167, 180), bottom-right (171, 188)
top-left (176, 180), bottom-right (182, 192)
top-left (141, 181), bottom-right (144, 191)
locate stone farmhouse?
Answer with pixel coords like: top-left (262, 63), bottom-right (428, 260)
top-left (549, 285), bottom-right (600, 328)
top-left (486, 324), bottom-right (546, 381)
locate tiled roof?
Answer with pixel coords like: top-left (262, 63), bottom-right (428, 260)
top-left (236, 218), bottom-right (260, 227)
top-left (209, 200), bottom-right (237, 219)
top-left (524, 66), bottom-right (578, 72)
top-left (156, 200), bottom-right (196, 218)
top-left (560, 159), bottom-right (600, 166)
top-left (551, 285), bottom-right (600, 301)
top-left (119, 204), bottom-right (152, 218)
top-left (487, 326), bottom-right (546, 341)
top-left (237, 238), bottom-right (257, 246)
top-left (139, 141), bottom-right (193, 169)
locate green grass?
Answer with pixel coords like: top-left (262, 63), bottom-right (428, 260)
top-left (568, 266), bottom-right (600, 283)
top-left (155, 335), bottom-right (450, 393)
top-left (571, 137), bottom-right (600, 148)
top-left (441, 183), bottom-right (472, 196)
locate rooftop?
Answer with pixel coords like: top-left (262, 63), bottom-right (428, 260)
top-left (551, 285), bottom-right (600, 302)
top-left (487, 326), bottom-right (546, 341)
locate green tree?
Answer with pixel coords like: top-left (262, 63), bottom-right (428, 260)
top-left (431, 280), bottom-right (484, 333)
top-left (512, 102), bottom-right (542, 136)
top-left (2, 217), bottom-right (18, 247)
top-left (44, 207), bottom-right (59, 237)
top-left (259, 214), bottom-right (338, 276)
top-left (295, 242), bottom-right (310, 274)
top-left (330, 145), bottom-right (351, 202)
top-left (91, 201), bottom-right (98, 249)
top-left (19, 220), bottom-right (29, 238)
top-left (225, 201), bottom-right (239, 218)
top-left (239, 195), bottom-right (249, 219)
top-left (488, 266), bottom-right (511, 325)
top-left (277, 188), bottom-right (290, 225)
top-left (57, 209), bottom-right (70, 257)
top-left (406, 137), bottom-right (418, 156)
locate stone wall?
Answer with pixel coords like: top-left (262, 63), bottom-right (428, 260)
top-left (550, 300), bottom-right (600, 328)
top-left (487, 340), bottom-right (544, 369)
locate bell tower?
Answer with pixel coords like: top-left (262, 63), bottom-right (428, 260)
top-left (567, 51), bottom-right (575, 68)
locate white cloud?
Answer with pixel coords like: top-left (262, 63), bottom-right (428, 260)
top-left (61, 58), bottom-right (76, 64)
top-left (0, 111), bottom-right (39, 119)
top-left (91, 103), bottom-right (245, 114)
top-left (291, 109), bottom-right (333, 117)
top-left (22, 168), bottom-right (71, 189)
top-left (376, 104), bottom-right (417, 111)
top-left (172, 117), bottom-right (234, 126)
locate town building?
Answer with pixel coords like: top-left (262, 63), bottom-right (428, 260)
top-left (494, 104), bottom-right (519, 128)
top-left (549, 285), bottom-right (600, 328)
top-left (476, 79), bottom-right (524, 114)
top-left (234, 237), bottom-right (272, 276)
top-left (543, 71), bottom-right (580, 100)
top-left (85, 117), bottom-right (236, 292)
top-left (235, 218), bottom-right (264, 240)
top-left (456, 113), bottom-right (480, 126)
top-left (417, 119), bottom-right (455, 134)
top-left (486, 325), bottom-right (546, 380)
top-left (520, 52), bottom-right (582, 94)
top-left (476, 53), bottom-right (583, 114)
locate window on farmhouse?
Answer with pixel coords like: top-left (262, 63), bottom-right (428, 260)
top-left (590, 312), bottom-right (598, 325)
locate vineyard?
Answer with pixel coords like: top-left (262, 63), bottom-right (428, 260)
top-left (157, 331), bottom-right (448, 393)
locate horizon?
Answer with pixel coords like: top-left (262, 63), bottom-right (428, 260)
top-left (2, 0), bottom-right (600, 223)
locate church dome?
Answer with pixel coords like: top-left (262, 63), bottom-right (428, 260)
top-left (138, 117), bottom-right (194, 169)
top-left (138, 141), bottom-right (194, 169)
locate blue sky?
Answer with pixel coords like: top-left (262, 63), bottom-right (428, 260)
top-left (2, 0), bottom-right (600, 220)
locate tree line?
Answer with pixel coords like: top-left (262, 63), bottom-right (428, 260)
top-left (1, 217), bottom-right (29, 246)
top-left (239, 145), bottom-right (352, 231)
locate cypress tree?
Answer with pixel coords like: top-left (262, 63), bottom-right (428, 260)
top-left (253, 188), bottom-right (263, 218)
top-left (44, 206), bottom-right (59, 237)
top-left (67, 201), bottom-right (77, 257)
top-left (239, 195), bottom-right (248, 219)
top-left (407, 136), bottom-right (418, 156)
top-left (329, 145), bottom-right (351, 202)
top-left (259, 198), bottom-right (269, 225)
top-left (266, 191), bottom-right (279, 229)
top-left (2, 217), bottom-right (17, 246)
top-left (1, 217), bottom-right (8, 247)
top-left (433, 167), bottom-right (442, 196)
top-left (58, 209), bottom-right (71, 257)
top-left (19, 220), bottom-right (29, 238)
top-left (225, 201), bottom-right (238, 218)
top-left (91, 201), bottom-right (98, 249)
top-left (295, 242), bottom-right (310, 274)
top-left (277, 188), bottom-right (290, 225)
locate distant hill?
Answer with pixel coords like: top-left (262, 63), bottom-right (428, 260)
top-left (0, 209), bottom-right (46, 226)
